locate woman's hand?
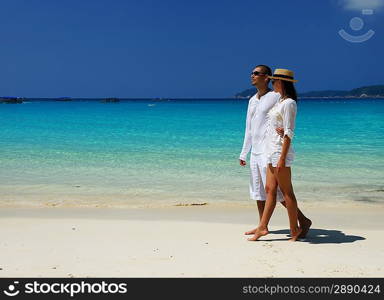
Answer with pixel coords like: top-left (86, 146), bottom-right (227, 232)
top-left (276, 158), bottom-right (285, 173)
top-left (239, 159), bottom-right (246, 166)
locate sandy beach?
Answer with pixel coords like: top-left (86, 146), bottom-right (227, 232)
top-left (1, 202), bottom-right (383, 277)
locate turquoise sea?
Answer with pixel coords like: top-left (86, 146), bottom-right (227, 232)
top-left (1, 98), bottom-right (383, 207)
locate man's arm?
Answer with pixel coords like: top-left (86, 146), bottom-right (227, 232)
top-left (239, 100), bottom-right (252, 165)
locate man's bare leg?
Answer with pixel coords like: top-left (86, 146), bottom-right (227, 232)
top-left (257, 200), bottom-right (265, 220)
top-left (245, 200), bottom-right (266, 235)
top-left (248, 165), bottom-right (277, 241)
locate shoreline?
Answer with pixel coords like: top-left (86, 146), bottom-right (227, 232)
top-left (1, 204), bottom-right (383, 277)
top-left (1, 203), bottom-right (383, 227)
top-left (1, 197), bottom-right (384, 210)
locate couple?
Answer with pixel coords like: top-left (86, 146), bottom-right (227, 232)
top-left (239, 65), bottom-right (312, 242)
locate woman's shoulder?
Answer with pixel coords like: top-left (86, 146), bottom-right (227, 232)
top-left (280, 98), bottom-right (297, 114)
top-left (282, 97), bottom-right (296, 104)
top-left (281, 98), bottom-right (297, 107)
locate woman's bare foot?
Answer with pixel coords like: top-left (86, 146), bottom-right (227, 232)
top-left (247, 228), bottom-right (269, 241)
top-left (298, 218), bottom-right (312, 238)
top-left (245, 226), bottom-right (268, 235)
top-left (289, 227), bottom-right (302, 242)
top-left (245, 228), bottom-right (257, 235)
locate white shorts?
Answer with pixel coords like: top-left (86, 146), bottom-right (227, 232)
top-left (266, 152), bottom-right (295, 167)
top-left (249, 153), bottom-right (284, 202)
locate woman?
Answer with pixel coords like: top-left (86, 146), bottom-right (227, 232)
top-left (248, 69), bottom-right (303, 242)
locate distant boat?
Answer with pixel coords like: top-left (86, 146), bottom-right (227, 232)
top-left (0, 97), bottom-right (24, 104)
top-left (101, 97), bottom-right (120, 103)
top-left (152, 97), bottom-right (169, 101)
top-left (55, 97), bottom-right (72, 101)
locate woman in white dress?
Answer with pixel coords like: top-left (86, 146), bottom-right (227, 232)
top-left (248, 69), bottom-right (303, 242)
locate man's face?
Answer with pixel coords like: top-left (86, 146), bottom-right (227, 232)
top-left (251, 67), bottom-right (269, 87)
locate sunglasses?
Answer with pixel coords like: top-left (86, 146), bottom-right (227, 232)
top-left (251, 71), bottom-right (267, 76)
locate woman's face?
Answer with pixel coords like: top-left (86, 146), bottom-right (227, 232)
top-left (272, 79), bottom-right (283, 95)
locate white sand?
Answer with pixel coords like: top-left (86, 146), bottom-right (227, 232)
top-left (0, 203), bottom-right (383, 277)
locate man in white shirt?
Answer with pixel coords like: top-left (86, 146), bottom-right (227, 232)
top-left (239, 65), bottom-right (311, 238)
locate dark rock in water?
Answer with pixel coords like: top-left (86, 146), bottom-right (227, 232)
top-left (101, 97), bottom-right (120, 103)
top-left (152, 98), bottom-right (171, 102)
top-left (236, 84), bottom-right (384, 99)
top-left (55, 97), bottom-right (72, 101)
top-left (0, 97), bottom-right (24, 104)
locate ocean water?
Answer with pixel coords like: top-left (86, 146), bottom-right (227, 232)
top-left (0, 98), bottom-right (383, 207)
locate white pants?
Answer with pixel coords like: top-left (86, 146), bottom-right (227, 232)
top-left (249, 153), bottom-right (284, 202)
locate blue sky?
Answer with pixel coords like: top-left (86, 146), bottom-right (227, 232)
top-left (0, 0), bottom-right (383, 97)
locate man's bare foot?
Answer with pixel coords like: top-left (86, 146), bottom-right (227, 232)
top-left (289, 227), bottom-right (302, 242)
top-left (245, 226), bottom-right (268, 235)
top-left (298, 218), bottom-right (312, 238)
top-left (247, 228), bottom-right (269, 241)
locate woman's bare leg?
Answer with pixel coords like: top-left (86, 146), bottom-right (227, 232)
top-left (280, 201), bottom-right (312, 238)
top-left (248, 164), bottom-right (277, 241)
top-left (275, 167), bottom-right (302, 241)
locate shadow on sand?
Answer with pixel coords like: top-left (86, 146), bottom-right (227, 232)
top-left (264, 228), bottom-right (365, 244)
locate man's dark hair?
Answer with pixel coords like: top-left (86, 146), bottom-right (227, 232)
top-left (255, 64), bottom-right (272, 76)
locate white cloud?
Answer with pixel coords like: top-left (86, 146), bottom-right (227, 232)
top-left (339, 0), bottom-right (384, 10)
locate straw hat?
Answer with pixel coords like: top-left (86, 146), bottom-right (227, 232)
top-left (269, 69), bottom-right (298, 82)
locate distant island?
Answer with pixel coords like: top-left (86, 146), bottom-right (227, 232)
top-left (235, 85), bottom-right (384, 99)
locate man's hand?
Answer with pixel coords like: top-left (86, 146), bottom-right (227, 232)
top-left (239, 159), bottom-right (246, 166)
top-left (276, 127), bottom-right (284, 137)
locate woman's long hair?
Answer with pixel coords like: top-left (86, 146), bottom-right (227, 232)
top-left (281, 80), bottom-right (298, 101)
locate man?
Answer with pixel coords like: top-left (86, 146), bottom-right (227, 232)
top-left (239, 65), bottom-right (311, 239)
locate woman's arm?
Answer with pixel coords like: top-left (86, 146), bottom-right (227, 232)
top-left (277, 136), bottom-right (292, 172)
top-left (280, 135), bottom-right (292, 161)
top-left (277, 100), bottom-right (297, 172)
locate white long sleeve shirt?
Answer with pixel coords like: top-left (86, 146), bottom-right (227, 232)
top-left (239, 91), bottom-right (281, 160)
top-left (265, 97), bottom-right (297, 158)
